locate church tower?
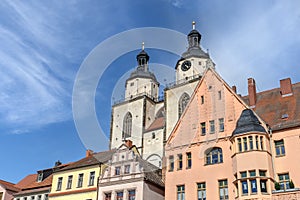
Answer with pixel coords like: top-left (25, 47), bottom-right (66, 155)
top-left (110, 44), bottom-right (163, 153)
top-left (165, 21), bottom-right (215, 140)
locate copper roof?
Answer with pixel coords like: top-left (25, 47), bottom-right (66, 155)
top-left (242, 82), bottom-right (300, 131)
top-left (0, 179), bottom-right (20, 192)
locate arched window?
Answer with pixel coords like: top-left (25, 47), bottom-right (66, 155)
top-left (123, 112), bottom-right (132, 139)
top-left (205, 147), bottom-right (223, 165)
top-left (178, 93), bottom-right (190, 118)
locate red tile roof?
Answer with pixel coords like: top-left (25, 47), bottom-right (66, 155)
top-left (15, 174), bottom-right (52, 190)
top-left (0, 179), bottom-right (20, 192)
top-left (242, 82), bottom-right (300, 131)
top-left (145, 117), bottom-right (165, 132)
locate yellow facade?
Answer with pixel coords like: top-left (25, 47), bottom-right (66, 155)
top-left (49, 165), bottom-right (101, 200)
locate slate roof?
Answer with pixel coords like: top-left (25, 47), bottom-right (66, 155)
top-left (232, 109), bottom-right (266, 136)
top-left (136, 157), bottom-right (164, 188)
top-left (58, 149), bottom-right (116, 172)
top-left (0, 179), bottom-right (20, 192)
top-left (242, 82), bottom-right (300, 131)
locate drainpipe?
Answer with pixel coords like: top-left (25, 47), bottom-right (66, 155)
top-left (96, 163), bottom-right (102, 200)
top-left (268, 125), bottom-right (276, 183)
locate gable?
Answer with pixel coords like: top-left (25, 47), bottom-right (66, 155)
top-left (166, 68), bottom-right (249, 148)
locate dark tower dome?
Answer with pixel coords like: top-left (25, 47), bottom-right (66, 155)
top-left (232, 109), bottom-right (266, 136)
top-left (126, 42), bottom-right (158, 83)
top-left (181, 21), bottom-right (209, 59)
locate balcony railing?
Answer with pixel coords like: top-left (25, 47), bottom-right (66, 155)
top-left (113, 92), bottom-right (164, 105)
top-left (166, 74), bottom-right (201, 89)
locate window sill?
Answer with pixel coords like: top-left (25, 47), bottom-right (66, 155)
top-left (204, 162), bottom-right (223, 166)
top-left (275, 154), bottom-right (285, 158)
top-left (186, 167), bottom-right (191, 170)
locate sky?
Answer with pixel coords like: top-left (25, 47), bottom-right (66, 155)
top-left (0, 0), bottom-right (300, 183)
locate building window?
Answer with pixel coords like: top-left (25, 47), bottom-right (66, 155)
top-left (237, 138), bottom-right (242, 152)
top-left (219, 118), bottom-right (224, 132)
top-left (24, 198), bottom-right (27, 200)
top-left (259, 170), bottom-right (266, 177)
top-left (206, 148), bottom-right (223, 165)
top-left (57, 177), bottom-right (63, 191)
top-left (219, 180), bottom-right (228, 200)
top-left (249, 170), bottom-right (256, 177)
top-left (116, 191), bottom-right (123, 200)
top-left (115, 166), bottom-right (121, 175)
top-left (275, 140), bottom-right (285, 156)
top-left (169, 156), bottom-right (174, 171)
top-left (243, 137), bottom-right (248, 151)
top-left (249, 136), bottom-right (253, 150)
top-left (218, 90), bottom-right (222, 100)
top-left (130, 82), bottom-right (134, 86)
top-left (128, 190), bottom-right (136, 200)
top-left (209, 120), bottom-right (215, 134)
top-left (123, 112), bottom-right (132, 139)
top-left (186, 152), bottom-right (192, 169)
top-left (255, 136), bottom-right (259, 149)
top-left (177, 185), bottom-right (185, 200)
top-left (178, 93), bottom-right (190, 118)
top-left (201, 95), bottom-right (204, 104)
top-left (89, 171), bottom-right (95, 186)
top-left (44, 194), bottom-right (48, 200)
top-left (37, 195), bottom-right (42, 200)
top-left (260, 136), bottom-right (264, 150)
top-left (178, 154), bottom-right (183, 170)
top-left (197, 182), bottom-right (206, 200)
top-left (200, 122), bottom-right (206, 135)
top-left (104, 193), bottom-right (111, 200)
top-left (77, 173), bottom-right (83, 188)
top-left (250, 179), bottom-right (257, 193)
top-left (240, 171), bottom-right (247, 178)
top-left (260, 180), bottom-right (267, 193)
top-left (67, 175), bottom-right (73, 189)
top-left (124, 165), bottom-right (130, 174)
top-left (31, 196), bottom-right (35, 200)
top-left (278, 173), bottom-right (290, 190)
top-left (242, 180), bottom-right (248, 195)
top-left (37, 172), bottom-right (43, 182)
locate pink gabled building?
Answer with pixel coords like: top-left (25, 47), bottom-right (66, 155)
top-left (164, 68), bottom-right (300, 199)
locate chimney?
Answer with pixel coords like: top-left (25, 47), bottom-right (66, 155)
top-left (248, 78), bottom-right (257, 107)
top-left (55, 160), bottom-right (62, 167)
top-left (86, 149), bottom-right (94, 157)
top-left (125, 139), bottom-right (133, 148)
top-left (232, 85), bottom-right (237, 93)
top-left (280, 78), bottom-right (293, 97)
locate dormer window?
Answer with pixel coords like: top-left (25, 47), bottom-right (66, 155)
top-left (37, 172), bottom-right (43, 182)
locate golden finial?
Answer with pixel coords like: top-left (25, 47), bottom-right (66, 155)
top-left (192, 21), bottom-right (196, 30)
top-left (142, 42), bottom-right (145, 50)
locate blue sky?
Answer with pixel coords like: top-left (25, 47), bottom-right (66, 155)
top-left (0, 0), bottom-right (300, 183)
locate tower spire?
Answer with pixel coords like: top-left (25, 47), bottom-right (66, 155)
top-left (142, 42), bottom-right (145, 50)
top-left (192, 21), bottom-right (196, 30)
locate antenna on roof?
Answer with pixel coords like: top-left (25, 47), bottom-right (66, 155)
top-left (192, 21), bottom-right (196, 30)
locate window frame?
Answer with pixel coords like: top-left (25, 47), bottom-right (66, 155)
top-left (205, 148), bottom-right (223, 165)
top-left (275, 140), bottom-right (285, 156)
top-left (57, 177), bottom-right (63, 191)
top-left (66, 175), bottom-right (73, 189)
top-left (197, 182), bottom-right (206, 200)
top-left (186, 152), bottom-right (192, 169)
top-left (177, 185), bottom-right (185, 200)
top-left (219, 179), bottom-right (229, 200)
top-left (89, 171), bottom-right (95, 186)
top-left (77, 173), bottom-right (84, 188)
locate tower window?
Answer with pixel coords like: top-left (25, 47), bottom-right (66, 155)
top-left (152, 132), bottom-right (155, 139)
top-left (243, 137), bottom-right (248, 151)
top-left (178, 93), bottom-right (190, 118)
top-left (123, 112), bottom-right (132, 139)
top-left (169, 155), bottom-right (174, 171)
top-left (218, 90), bottom-right (222, 100)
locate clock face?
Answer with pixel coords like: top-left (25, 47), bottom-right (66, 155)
top-left (181, 60), bottom-right (191, 71)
